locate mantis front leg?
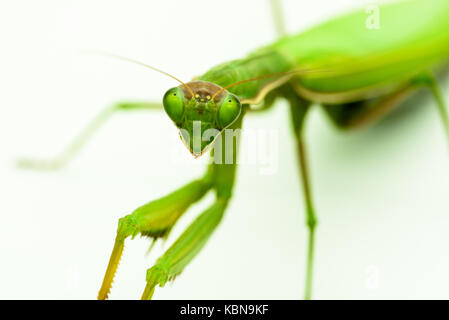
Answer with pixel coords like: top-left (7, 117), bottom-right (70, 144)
top-left (98, 171), bottom-right (215, 299)
top-left (18, 101), bottom-right (162, 170)
top-left (99, 110), bottom-right (245, 300)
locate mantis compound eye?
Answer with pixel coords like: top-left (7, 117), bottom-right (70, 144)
top-left (163, 87), bottom-right (185, 123)
top-left (217, 94), bottom-right (241, 129)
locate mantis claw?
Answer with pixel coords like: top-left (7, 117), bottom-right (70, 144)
top-left (98, 237), bottom-right (125, 300)
top-left (141, 265), bottom-right (169, 300)
top-left (98, 178), bottom-right (213, 299)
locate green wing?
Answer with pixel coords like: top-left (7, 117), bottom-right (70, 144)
top-left (270, 0), bottom-right (449, 93)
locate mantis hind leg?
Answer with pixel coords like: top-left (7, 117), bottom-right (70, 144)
top-left (322, 85), bottom-right (419, 130)
top-left (419, 74), bottom-right (449, 147)
top-left (282, 85), bottom-right (316, 299)
top-left (17, 101), bottom-right (162, 170)
top-left (322, 73), bottom-right (449, 145)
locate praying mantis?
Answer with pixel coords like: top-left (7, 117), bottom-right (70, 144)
top-left (18, 0), bottom-right (449, 300)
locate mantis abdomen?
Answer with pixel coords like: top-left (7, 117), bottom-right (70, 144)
top-left (201, 0), bottom-right (449, 104)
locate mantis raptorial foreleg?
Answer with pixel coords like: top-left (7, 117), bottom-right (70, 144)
top-left (141, 197), bottom-right (229, 299)
top-left (141, 112), bottom-right (244, 300)
top-left (100, 108), bottom-right (245, 300)
top-left (283, 86), bottom-right (316, 300)
top-left (98, 170), bottom-right (214, 300)
top-left (17, 101), bottom-right (162, 170)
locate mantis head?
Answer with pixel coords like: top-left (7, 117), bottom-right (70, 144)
top-left (94, 53), bottom-right (315, 158)
top-left (93, 53), bottom-right (298, 158)
top-left (163, 80), bottom-right (241, 157)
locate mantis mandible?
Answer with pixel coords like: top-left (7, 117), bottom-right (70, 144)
top-left (19, 0), bottom-right (449, 300)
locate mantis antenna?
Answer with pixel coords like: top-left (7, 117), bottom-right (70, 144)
top-left (90, 51), bottom-right (195, 97)
top-left (92, 51), bottom-right (331, 102)
top-left (210, 67), bottom-right (333, 101)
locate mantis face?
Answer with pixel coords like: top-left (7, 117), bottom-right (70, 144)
top-left (163, 80), bottom-right (241, 157)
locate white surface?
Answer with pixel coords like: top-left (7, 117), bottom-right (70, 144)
top-left (0, 0), bottom-right (448, 299)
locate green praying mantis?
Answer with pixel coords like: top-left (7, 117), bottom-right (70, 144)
top-left (18, 0), bottom-right (449, 299)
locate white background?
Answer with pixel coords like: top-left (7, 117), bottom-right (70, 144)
top-left (0, 0), bottom-right (448, 299)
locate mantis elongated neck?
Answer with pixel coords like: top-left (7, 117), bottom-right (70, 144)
top-left (199, 50), bottom-right (292, 101)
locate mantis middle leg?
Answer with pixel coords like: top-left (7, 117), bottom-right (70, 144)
top-left (283, 86), bottom-right (316, 300)
top-left (269, 0), bottom-right (287, 38)
top-left (98, 168), bottom-right (214, 300)
top-left (18, 101), bottom-right (162, 170)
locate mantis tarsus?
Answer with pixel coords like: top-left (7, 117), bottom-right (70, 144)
top-left (19, 0), bottom-right (449, 299)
